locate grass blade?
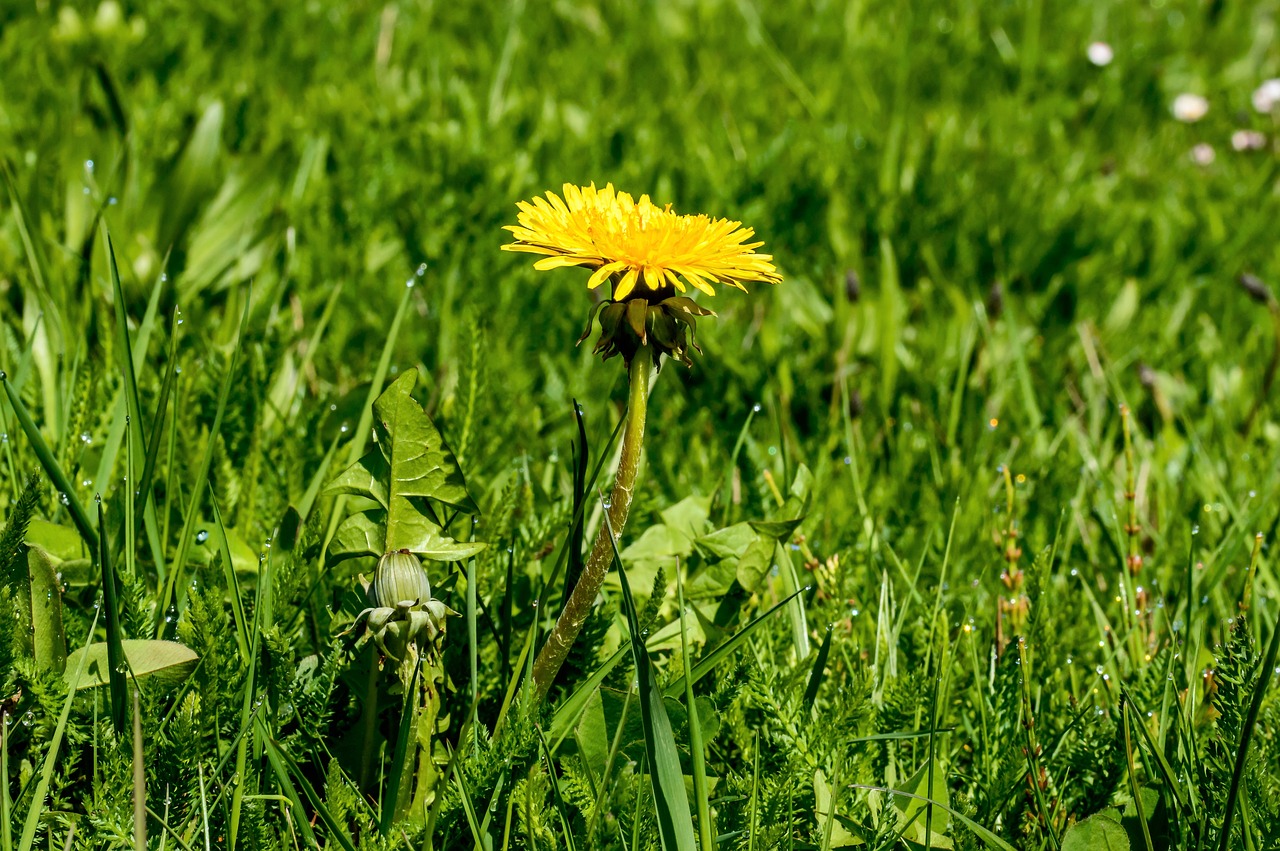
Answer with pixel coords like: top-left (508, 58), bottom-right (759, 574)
top-left (18, 606), bottom-right (100, 851)
top-left (98, 499), bottom-right (128, 734)
top-left (677, 563), bottom-right (713, 849)
top-left (663, 587), bottom-right (804, 700)
top-left (1219, 610), bottom-right (1280, 851)
top-left (612, 516), bottom-right (696, 851)
top-left (1, 375), bottom-right (97, 551)
top-left (157, 293), bottom-right (248, 631)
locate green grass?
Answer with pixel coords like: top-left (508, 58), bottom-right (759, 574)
top-left (2, 0), bottom-right (1280, 847)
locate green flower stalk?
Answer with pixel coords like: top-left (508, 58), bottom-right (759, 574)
top-left (503, 182), bottom-right (781, 698)
top-left (350, 550), bottom-right (458, 825)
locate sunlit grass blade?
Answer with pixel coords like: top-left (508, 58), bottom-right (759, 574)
top-left (663, 587), bottom-right (804, 699)
top-left (676, 564), bottom-right (712, 849)
top-left (612, 516), bottom-right (696, 851)
top-left (1219, 608), bottom-right (1280, 851)
top-left (158, 294), bottom-right (248, 630)
top-left (536, 724), bottom-right (578, 851)
top-left (209, 495), bottom-right (249, 658)
top-left (18, 606), bottom-right (100, 851)
top-left (259, 724), bottom-right (359, 851)
top-left (1, 711), bottom-right (11, 851)
top-left (851, 784), bottom-right (1018, 851)
top-left (1, 374), bottom-right (97, 551)
top-left (322, 280), bottom-right (414, 556)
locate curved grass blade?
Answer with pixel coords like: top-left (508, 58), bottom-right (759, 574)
top-left (850, 784), bottom-right (1017, 851)
top-left (260, 724), bottom-right (358, 851)
top-left (677, 564), bottom-right (713, 849)
top-left (1, 375), bottom-right (96, 551)
top-left (612, 516), bottom-right (696, 851)
top-left (157, 293), bottom-right (248, 632)
top-left (663, 587), bottom-right (804, 700)
top-left (18, 607), bottom-right (100, 851)
top-left (1219, 608), bottom-right (1280, 851)
top-left (99, 500), bottom-right (127, 735)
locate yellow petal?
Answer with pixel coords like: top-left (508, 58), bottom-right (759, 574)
top-left (615, 268), bottom-right (639, 300)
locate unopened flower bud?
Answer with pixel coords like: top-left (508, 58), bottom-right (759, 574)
top-left (371, 550), bottom-right (432, 608)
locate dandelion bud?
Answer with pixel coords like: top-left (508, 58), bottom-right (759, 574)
top-left (371, 550), bottom-right (432, 608)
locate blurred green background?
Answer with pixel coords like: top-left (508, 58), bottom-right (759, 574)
top-left (4, 0), bottom-right (1279, 563)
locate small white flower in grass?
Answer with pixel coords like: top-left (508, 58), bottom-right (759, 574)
top-left (1253, 80), bottom-right (1280, 113)
top-left (1172, 93), bottom-right (1209, 123)
top-left (1232, 130), bottom-right (1267, 151)
top-left (1087, 42), bottom-right (1113, 67)
top-left (1191, 143), bottom-right (1216, 165)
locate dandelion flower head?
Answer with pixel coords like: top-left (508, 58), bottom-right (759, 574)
top-left (503, 183), bottom-right (781, 301)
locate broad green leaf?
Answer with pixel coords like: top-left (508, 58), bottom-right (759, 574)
top-left (693, 522), bottom-right (757, 561)
top-left (658, 496), bottom-right (712, 540)
top-left (815, 769), bottom-right (865, 847)
top-left (735, 536), bottom-right (775, 592)
top-left (1061, 814), bottom-right (1131, 851)
top-left (373, 370), bottom-right (478, 516)
top-left (26, 545), bottom-right (66, 674)
top-left (26, 518), bottom-right (85, 562)
top-left (65, 640), bottom-right (199, 690)
top-left (329, 510), bottom-right (484, 563)
top-left (893, 758), bottom-right (954, 848)
top-left (325, 370), bottom-right (482, 559)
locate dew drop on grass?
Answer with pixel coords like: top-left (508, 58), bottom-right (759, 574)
top-left (416, 263), bottom-right (427, 276)
top-left (80, 431), bottom-right (91, 444)
top-left (195, 530), bottom-right (209, 544)
top-left (59, 492), bottom-right (69, 505)
top-left (85, 159), bottom-right (94, 172)
top-left (752, 403), bottom-right (761, 413)
top-left (843, 456), bottom-right (852, 465)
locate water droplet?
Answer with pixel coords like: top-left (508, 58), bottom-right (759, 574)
top-left (843, 456), bottom-right (852, 465)
top-left (22, 710), bottom-right (34, 727)
top-left (1192, 525), bottom-right (1200, 535)
top-left (108, 196), bottom-right (118, 205)
top-left (81, 479), bottom-right (92, 487)
top-left (85, 159), bottom-right (94, 172)
top-left (752, 403), bottom-right (762, 413)
top-left (59, 492), bottom-right (70, 505)
top-left (195, 530), bottom-right (209, 544)
top-left (80, 431), bottom-right (91, 444)
top-left (416, 263), bottom-right (427, 276)
top-left (406, 278), bottom-right (415, 288)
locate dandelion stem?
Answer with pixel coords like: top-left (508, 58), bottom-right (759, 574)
top-left (532, 347), bottom-right (652, 699)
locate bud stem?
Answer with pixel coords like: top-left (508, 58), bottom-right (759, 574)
top-left (532, 347), bottom-right (652, 698)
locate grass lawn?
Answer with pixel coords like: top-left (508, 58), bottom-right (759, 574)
top-left (2, 0), bottom-right (1280, 848)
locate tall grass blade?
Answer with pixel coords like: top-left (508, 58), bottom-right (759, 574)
top-left (1219, 610), bottom-right (1280, 851)
top-left (612, 517), bottom-right (696, 851)
top-left (1, 375), bottom-right (97, 550)
top-left (18, 607), bottom-right (100, 851)
top-left (98, 499), bottom-right (128, 734)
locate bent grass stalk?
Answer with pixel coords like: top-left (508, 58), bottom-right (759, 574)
top-left (532, 347), bottom-right (651, 697)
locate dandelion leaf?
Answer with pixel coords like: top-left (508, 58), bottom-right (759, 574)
top-left (1061, 813), bottom-right (1131, 851)
top-left (892, 758), bottom-right (954, 848)
top-left (325, 370), bottom-right (483, 561)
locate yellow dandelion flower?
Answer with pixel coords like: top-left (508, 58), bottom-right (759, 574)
top-left (502, 182), bottom-right (781, 300)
